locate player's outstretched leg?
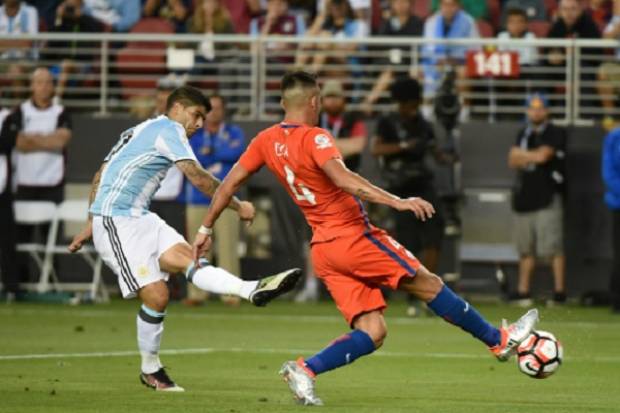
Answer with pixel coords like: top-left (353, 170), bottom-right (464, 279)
top-left (280, 311), bottom-right (383, 405)
top-left (137, 281), bottom-right (184, 392)
top-left (399, 267), bottom-right (539, 361)
top-left (185, 258), bottom-right (302, 307)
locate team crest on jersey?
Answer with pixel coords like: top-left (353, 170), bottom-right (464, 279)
top-left (275, 142), bottom-right (288, 157)
top-left (138, 266), bottom-right (150, 277)
top-left (315, 134), bottom-right (332, 149)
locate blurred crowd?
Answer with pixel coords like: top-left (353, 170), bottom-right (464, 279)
top-left (1, 0), bottom-right (620, 124)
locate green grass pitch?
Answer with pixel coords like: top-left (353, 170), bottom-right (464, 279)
top-left (1, 300), bottom-right (619, 413)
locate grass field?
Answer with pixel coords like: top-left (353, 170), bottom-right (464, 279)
top-left (1, 299), bottom-right (619, 413)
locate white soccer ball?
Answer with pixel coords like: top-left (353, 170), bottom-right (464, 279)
top-left (516, 330), bottom-right (563, 379)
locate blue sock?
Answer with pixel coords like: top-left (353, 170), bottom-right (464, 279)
top-left (304, 330), bottom-right (376, 375)
top-left (427, 285), bottom-right (501, 347)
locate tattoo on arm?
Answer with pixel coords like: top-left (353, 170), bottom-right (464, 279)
top-left (355, 188), bottom-right (371, 200)
top-left (176, 160), bottom-right (240, 211)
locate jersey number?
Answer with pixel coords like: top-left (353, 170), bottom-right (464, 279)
top-left (284, 165), bottom-right (316, 205)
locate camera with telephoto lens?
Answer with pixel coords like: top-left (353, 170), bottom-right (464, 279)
top-left (433, 67), bottom-right (460, 133)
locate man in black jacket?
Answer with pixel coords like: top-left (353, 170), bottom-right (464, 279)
top-left (0, 104), bottom-right (20, 301)
top-left (508, 94), bottom-right (567, 306)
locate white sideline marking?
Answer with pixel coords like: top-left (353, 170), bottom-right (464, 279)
top-left (1, 347), bottom-right (619, 363)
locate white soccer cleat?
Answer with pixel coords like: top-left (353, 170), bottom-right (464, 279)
top-left (140, 368), bottom-right (185, 392)
top-left (490, 308), bottom-right (539, 362)
top-left (279, 359), bottom-right (323, 406)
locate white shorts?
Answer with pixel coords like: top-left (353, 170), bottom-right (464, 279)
top-left (93, 212), bottom-right (186, 299)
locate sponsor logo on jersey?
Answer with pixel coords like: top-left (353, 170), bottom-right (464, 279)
top-left (315, 134), bottom-right (332, 150)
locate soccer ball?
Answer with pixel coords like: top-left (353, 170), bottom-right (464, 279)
top-left (516, 330), bottom-right (563, 379)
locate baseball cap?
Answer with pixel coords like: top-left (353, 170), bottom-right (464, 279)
top-left (322, 80), bottom-right (344, 98)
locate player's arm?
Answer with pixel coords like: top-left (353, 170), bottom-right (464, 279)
top-left (68, 162), bottom-right (106, 253)
top-left (192, 162), bottom-right (254, 262)
top-left (321, 158), bottom-right (435, 220)
top-left (508, 145), bottom-right (555, 169)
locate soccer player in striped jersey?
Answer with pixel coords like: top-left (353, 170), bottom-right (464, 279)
top-left (194, 71), bottom-right (540, 406)
top-left (69, 86), bottom-right (301, 392)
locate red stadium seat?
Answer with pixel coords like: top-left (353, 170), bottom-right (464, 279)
top-left (528, 20), bottom-right (551, 37)
top-left (116, 18), bottom-right (174, 98)
top-left (412, 0), bottom-right (431, 19)
top-left (486, 0), bottom-right (501, 31)
top-left (544, 0), bottom-right (558, 19)
top-left (477, 19), bottom-right (495, 38)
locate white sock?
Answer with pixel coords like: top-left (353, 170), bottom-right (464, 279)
top-left (187, 263), bottom-right (258, 300)
top-left (137, 305), bottom-right (165, 374)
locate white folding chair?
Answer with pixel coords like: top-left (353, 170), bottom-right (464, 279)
top-left (13, 201), bottom-right (60, 293)
top-left (45, 199), bottom-right (108, 302)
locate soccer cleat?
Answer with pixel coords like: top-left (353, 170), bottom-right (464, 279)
top-left (279, 358), bottom-right (323, 406)
top-left (249, 268), bottom-right (302, 307)
top-left (140, 368), bottom-right (185, 392)
top-left (490, 308), bottom-right (539, 362)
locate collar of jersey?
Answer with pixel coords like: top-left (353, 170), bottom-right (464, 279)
top-left (280, 122), bottom-right (302, 129)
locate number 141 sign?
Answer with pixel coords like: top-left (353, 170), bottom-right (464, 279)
top-left (466, 50), bottom-right (520, 78)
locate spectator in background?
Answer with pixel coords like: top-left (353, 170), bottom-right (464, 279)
top-left (431, 0), bottom-right (487, 20)
top-left (545, 0), bottom-right (601, 68)
top-left (295, 0), bottom-right (367, 77)
top-left (498, 8), bottom-right (538, 66)
top-left (422, 0), bottom-right (479, 120)
top-left (45, 0), bottom-right (104, 102)
top-left (372, 78), bottom-right (450, 317)
top-left (83, 0), bottom-right (140, 32)
top-left (295, 79), bottom-right (367, 302)
top-left (182, 94), bottom-right (245, 307)
top-left (221, 0), bottom-right (260, 33)
top-left (586, 0), bottom-right (612, 32)
top-left (27, 0), bottom-right (63, 30)
top-left (189, 0), bottom-right (236, 72)
top-left (142, 0), bottom-right (192, 33)
top-left (0, 103), bottom-right (19, 302)
top-left (500, 0), bottom-right (546, 25)
top-left (1, 67), bottom-right (72, 285)
top-left (0, 0), bottom-right (39, 101)
top-left (362, 0), bottom-right (424, 113)
top-left (508, 94), bottom-right (567, 307)
top-left (545, 0), bottom-right (601, 109)
top-left (602, 125), bottom-right (620, 314)
top-left (250, 0), bottom-right (306, 63)
top-left (597, 0), bottom-right (620, 129)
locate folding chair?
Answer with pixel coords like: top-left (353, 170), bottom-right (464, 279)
top-left (44, 199), bottom-right (108, 303)
top-left (13, 201), bottom-right (60, 293)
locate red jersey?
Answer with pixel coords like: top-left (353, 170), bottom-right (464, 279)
top-left (238, 123), bottom-right (367, 243)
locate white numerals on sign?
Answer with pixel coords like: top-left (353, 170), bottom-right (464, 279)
top-left (284, 165), bottom-right (316, 205)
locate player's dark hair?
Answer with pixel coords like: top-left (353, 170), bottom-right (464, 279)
top-left (166, 86), bottom-right (211, 112)
top-left (281, 71), bottom-right (318, 94)
top-left (390, 77), bottom-right (422, 103)
top-left (506, 7), bottom-right (527, 20)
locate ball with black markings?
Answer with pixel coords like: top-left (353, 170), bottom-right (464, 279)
top-left (516, 330), bottom-right (563, 379)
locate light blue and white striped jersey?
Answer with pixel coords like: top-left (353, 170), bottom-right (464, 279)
top-left (90, 115), bottom-right (197, 217)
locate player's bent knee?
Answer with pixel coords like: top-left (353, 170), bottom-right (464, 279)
top-left (400, 268), bottom-right (445, 302)
top-left (139, 282), bottom-right (170, 312)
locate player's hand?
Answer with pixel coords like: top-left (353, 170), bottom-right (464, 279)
top-left (237, 201), bottom-right (255, 227)
top-left (394, 197), bottom-right (435, 221)
top-left (68, 224), bottom-right (92, 253)
top-left (192, 232), bottom-right (213, 266)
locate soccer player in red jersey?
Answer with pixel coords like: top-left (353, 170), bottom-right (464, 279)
top-left (192, 71), bottom-right (539, 406)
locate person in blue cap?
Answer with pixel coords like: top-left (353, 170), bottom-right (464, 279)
top-left (508, 93), bottom-right (567, 307)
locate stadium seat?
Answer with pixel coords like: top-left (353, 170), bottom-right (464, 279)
top-left (528, 21), bottom-right (551, 37)
top-left (544, 0), bottom-right (558, 18)
top-left (477, 19), bottom-right (495, 38)
top-left (412, 0), bottom-right (431, 19)
top-left (486, 0), bottom-right (501, 31)
top-left (116, 18), bottom-right (175, 97)
top-left (46, 200), bottom-right (108, 302)
top-left (14, 201), bottom-right (59, 293)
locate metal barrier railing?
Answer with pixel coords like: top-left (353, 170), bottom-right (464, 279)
top-left (1, 33), bottom-right (619, 124)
